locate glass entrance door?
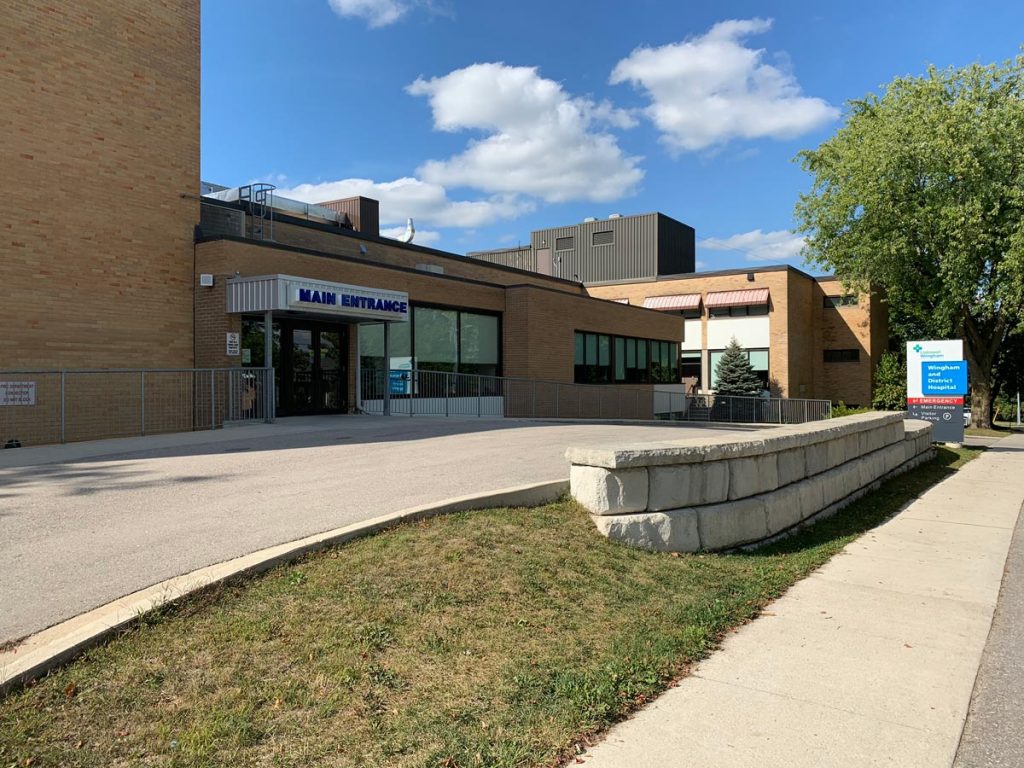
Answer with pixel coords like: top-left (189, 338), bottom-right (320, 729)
top-left (282, 322), bottom-right (346, 415)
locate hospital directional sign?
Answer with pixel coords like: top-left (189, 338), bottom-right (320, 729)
top-left (921, 361), bottom-right (968, 396)
top-left (907, 340), bottom-right (966, 444)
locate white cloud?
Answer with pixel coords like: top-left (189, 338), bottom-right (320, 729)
top-left (407, 63), bottom-right (643, 203)
top-left (327, 0), bottom-right (409, 27)
top-left (277, 176), bottom-right (533, 229)
top-left (379, 225), bottom-right (441, 246)
top-left (610, 18), bottom-right (838, 152)
top-left (701, 229), bottom-right (805, 262)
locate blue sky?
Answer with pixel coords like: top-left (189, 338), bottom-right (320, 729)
top-left (201, 0), bottom-right (1024, 272)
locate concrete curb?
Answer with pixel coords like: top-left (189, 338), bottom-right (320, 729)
top-left (0, 479), bottom-right (568, 697)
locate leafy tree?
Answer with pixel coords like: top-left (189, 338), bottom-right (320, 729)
top-left (714, 338), bottom-right (763, 396)
top-left (871, 351), bottom-right (907, 411)
top-left (794, 56), bottom-right (1024, 428)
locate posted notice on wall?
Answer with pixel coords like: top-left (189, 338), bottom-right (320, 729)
top-left (0, 381), bottom-right (36, 406)
top-left (226, 332), bottom-right (240, 356)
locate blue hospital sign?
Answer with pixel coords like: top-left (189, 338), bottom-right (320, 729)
top-left (921, 361), bottom-right (968, 396)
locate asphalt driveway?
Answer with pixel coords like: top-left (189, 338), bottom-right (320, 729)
top-left (0, 416), bottom-right (750, 642)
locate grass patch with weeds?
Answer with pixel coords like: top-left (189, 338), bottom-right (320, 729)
top-left (0, 447), bottom-right (980, 768)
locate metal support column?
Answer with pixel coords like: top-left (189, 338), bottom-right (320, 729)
top-left (60, 371), bottom-right (66, 444)
top-left (140, 371), bottom-right (146, 435)
top-left (264, 311), bottom-right (275, 423)
top-left (382, 321), bottom-right (391, 417)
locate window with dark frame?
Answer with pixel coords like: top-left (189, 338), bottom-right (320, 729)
top-left (823, 295), bottom-right (859, 308)
top-left (708, 304), bottom-right (768, 317)
top-left (574, 331), bottom-right (679, 385)
top-left (823, 348), bottom-right (860, 362)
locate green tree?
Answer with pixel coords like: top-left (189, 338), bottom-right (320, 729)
top-left (714, 338), bottom-right (763, 396)
top-left (794, 56), bottom-right (1024, 428)
top-left (871, 351), bottom-right (907, 411)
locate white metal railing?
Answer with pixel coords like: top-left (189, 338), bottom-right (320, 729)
top-left (0, 368), bottom-right (274, 448)
top-left (358, 368), bottom-right (832, 424)
top-left (658, 391), bottom-right (833, 424)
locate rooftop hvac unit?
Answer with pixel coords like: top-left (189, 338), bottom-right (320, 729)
top-left (583, 216), bottom-right (597, 222)
top-left (608, 213), bottom-right (622, 219)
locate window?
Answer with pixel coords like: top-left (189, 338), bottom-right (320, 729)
top-left (414, 307), bottom-right (457, 373)
top-left (459, 312), bottom-right (500, 377)
top-left (709, 304), bottom-right (769, 317)
top-left (709, 348), bottom-right (770, 391)
top-left (592, 230), bottom-right (614, 246)
top-left (680, 351), bottom-right (701, 386)
top-left (574, 332), bottom-right (680, 384)
top-left (574, 331), bottom-right (612, 383)
top-left (824, 295), bottom-right (859, 308)
top-left (824, 349), bottom-right (860, 363)
top-left (681, 308), bottom-right (702, 319)
top-left (555, 236), bottom-right (575, 251)
top-left (358, 306), bottom-right (501, 377)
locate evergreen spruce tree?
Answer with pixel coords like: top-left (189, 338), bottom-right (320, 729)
top-left (714, 338), bottom-right (763, 396)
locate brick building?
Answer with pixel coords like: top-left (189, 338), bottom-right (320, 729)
top-left (2, 0), bottom-right (683, 437)
top-left (472, 215), bottom-right (888, 407)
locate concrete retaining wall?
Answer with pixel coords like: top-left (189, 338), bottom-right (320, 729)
top-left (567, 413), bottom-right (934, 552)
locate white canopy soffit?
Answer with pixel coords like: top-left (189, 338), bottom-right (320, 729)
top-left (226, 274), bottom-right (410, 322)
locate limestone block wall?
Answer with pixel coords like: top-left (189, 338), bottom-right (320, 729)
top-left (567, 413), bottom-right (933, 552)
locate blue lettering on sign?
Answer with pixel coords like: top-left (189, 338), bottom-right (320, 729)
top-left (921, 360), bottom-right (968, 396)
top-left (297, 287), bottom-right (408, 315)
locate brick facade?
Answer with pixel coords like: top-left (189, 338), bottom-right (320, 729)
top-left (586, 269), bottom-right (887, 405)
top-left (2, 1), bottom-right (200, 370)
top-left (195, 238), bottom-right (682, 412)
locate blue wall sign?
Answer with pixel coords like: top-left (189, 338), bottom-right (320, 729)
top-left (296, 288), bottom-right (407, 316)
top-left (389, 370), bottom-right (410, 395)
top-left (921, 360), bottom-right (968, 396)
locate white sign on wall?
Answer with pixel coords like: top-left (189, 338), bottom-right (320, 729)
top-left (0, 381), bottom-right (36, 406)
top-left (226, 332), bottom-right (240, 356)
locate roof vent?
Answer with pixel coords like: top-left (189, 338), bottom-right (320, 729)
top-left (608, 213), bottom-right (622, 219)
top-left (583, 216), bottom-right (597, 223)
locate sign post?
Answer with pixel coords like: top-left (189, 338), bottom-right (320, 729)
top-left (906, 340), bottom-right (967, 444)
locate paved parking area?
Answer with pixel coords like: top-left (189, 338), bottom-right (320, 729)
top-left (0, 416), bottom-right (750, 642)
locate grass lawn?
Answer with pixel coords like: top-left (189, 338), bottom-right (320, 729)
top-left (0, 447), bottom-right (980, 768)
top-left (966, 422), bottom-right (1022, 438)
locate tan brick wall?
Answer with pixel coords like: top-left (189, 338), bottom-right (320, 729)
top-left (814, 278), bottom-right (877, 407)
top-left (587, 270), bottom-right (887, 404)
top-left (264, 219), bottom-right (586, 295)
top-left (2, 1), bottom-right (200, 370)
top-left (195, 240), bottom-right (681, 398)
top-left (587, 271), bottom-right (795, 395)
top-left (504, 286), bottom-right (683, 382)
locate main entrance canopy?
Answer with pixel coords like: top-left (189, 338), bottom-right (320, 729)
top-left (226, 274), bottom-right (410, 323)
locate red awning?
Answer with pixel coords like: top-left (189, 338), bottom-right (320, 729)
top-left (704, 288), bottom-right (770, 308)
top-left (642, 293), bottom-right (702, 311)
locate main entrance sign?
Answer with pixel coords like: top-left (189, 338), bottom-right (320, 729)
top-left (906, 340), bottom-right (967, 443)
top-left (226, 274), bottom-right (410, 323)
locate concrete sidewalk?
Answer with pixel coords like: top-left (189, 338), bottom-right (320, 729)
top-left (582, 436), bottom-right (1024, 768)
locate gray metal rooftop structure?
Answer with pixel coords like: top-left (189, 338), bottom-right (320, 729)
top-left (468, 211), bottom-right (696, 283)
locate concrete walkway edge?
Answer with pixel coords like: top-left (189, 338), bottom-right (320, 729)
top-left (0, 478), bottom-right (568, 696)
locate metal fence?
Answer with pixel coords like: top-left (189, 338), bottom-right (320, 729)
top-left (359, 368), bottom-right (832, 424)
top-left (659, 391), bottom-right (833, 424)
top-left (0, 368), bottom-right (274, 447)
